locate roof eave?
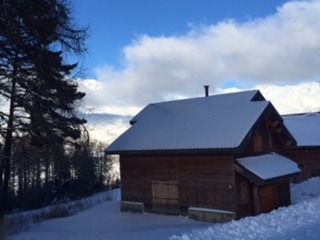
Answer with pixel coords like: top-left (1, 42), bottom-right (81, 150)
top-left (285, 145), bottom-right (320, 150)
top-left (105, 147), bottom-right (239, 156)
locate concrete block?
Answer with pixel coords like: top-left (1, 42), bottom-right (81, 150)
top-left (121, 201), bottom-right (144, 213)
top-left (188, 207), bottom-right (235, 223)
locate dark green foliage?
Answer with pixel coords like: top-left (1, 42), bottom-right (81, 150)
top-left (69, 139), bottom-right (115, 199)
top-left (0, 0), bottom-right (88, 217)
top-left (5, 136), bottom-right (115, 213)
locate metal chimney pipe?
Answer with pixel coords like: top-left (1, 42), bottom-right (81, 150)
top-left (204, 85), bottom-right (209, 97)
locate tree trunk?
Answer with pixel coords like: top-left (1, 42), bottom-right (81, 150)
top-left (0, 219), bottom-right (4, 239)
top-left (0, 68), bottom-right (17, 218)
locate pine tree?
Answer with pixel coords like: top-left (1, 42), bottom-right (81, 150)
top-left (0, 0), bottom-right (87, 218)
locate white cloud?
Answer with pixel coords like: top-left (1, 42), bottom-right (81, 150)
top-left (80, 0), bottom-right (320, 116)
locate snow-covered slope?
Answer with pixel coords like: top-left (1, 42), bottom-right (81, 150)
top-left (8, 177), bottom-right (320, 240)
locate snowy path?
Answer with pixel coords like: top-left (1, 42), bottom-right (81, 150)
top-left (9, 201), bottom-right (211, 240)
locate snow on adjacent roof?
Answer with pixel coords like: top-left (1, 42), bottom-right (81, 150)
top-left (106, 90), bottom-right (270, 153)
top-left (282, 113), bottom-right (320, 147)
top-left (236, 153), bottom-right (300, 180)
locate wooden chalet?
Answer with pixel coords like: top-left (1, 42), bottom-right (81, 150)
top-left (282, 113), bottom-right (320, 182)
top-left (106, 90), bottom-right (300, 222)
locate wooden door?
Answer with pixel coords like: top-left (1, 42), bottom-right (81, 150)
top-left (239, 180), bottom-right (253, 216)
top-left (259, 184), bottom-right (278, 213)
top-left (304, 164), bottom-right (312, 179)
top-left (152, 180), bottom-right (179, 214)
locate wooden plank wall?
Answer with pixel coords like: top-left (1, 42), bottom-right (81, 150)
top-left (276, 179), bottom-right (291, 207)
top-left (242, 112), bottom-right (292, 156)
top-left (120, 154), bottom-right (236, 215)
top-left (177, 155), bottom-right (236, 214)
top-left (282, 148), bottom-right (320, 181)
top-left (234, 173), bottom-right (253, 219)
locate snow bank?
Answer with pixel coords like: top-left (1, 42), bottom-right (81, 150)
top-left (170, 196), bottom-right (320, 239)
top-left (170, 178), bottom-right (320, 240)
top-left (291, 177), bottom-right (320, 203)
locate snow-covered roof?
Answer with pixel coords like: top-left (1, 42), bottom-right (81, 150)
top-left (106, 90), bottom-right (272, 153)
top-left (282, 113), bottom-right (320, 147)
top-left (236, 153), bottom-right (300, 180)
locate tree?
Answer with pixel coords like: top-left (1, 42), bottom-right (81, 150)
top-left (92, 141), bottom-right (115, 189)
top-left (0, 0), bottom-right (87, 218)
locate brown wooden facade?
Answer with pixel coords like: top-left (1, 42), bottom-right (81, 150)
top-left (120, 154), bottom-right (294, 219)
top-left (120, 154), bottom-right (236, 216)
top-left (282, 147), bottom-right (320, 182)
top-left (242, 108), bottom-right (295, 155)
top-left (234, 173), bottom-right (291, 218)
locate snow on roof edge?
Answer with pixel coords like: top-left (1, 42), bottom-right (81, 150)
top-left (236, 152), bottom-right (300, 181)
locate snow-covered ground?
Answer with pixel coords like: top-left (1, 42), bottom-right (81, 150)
top-left (8, 177), bottom-right (320, 240)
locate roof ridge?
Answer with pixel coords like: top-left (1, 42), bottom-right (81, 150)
top-left (149, 89), bottom-right (262, 106)
top-left (282, 111), bottom-right (320, 117)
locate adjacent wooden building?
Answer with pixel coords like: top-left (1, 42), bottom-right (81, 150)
top-left (106, 90), bottom-right (300, 222)
top-left (282, 113), bottom-right (320, 181)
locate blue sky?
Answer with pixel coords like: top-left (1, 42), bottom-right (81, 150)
top-left (75, 0), bottom-right (290, 77)
top-left (74, 0), bottom-right (320, 124)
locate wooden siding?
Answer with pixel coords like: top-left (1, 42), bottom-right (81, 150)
top-left (258, 179), bottom-right (290, 214)
top-left (119, 154), bottom-right (236, 215)
top-left (259, 184), bottom-right (278, 213)
top-left (242, 112), bottom-right (294, 156)
top-left (276, 180), bottom-right (291, 207)
top-left (235, 173), bottom-right (253, 219)
top-left (235, 173), bottom-right (291, 217)
top-left (283, 148), bottom-right (320, 181)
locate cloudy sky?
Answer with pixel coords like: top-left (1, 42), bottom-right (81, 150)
top-left (74, 0), bottom-right (320, 142)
